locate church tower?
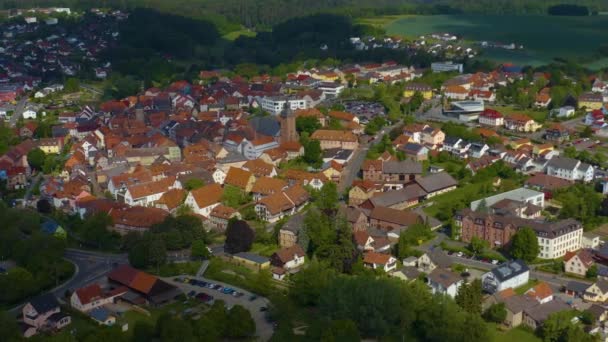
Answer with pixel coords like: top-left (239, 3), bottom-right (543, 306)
top-left (280, 105), bottom-right (298, 143)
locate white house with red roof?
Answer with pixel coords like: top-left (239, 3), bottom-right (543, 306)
top-left (70, 283), bottom-right (127, 313)
top-left (479, 109), bottom-right (504, 127)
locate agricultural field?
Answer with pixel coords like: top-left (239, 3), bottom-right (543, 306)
top-left (384, 15), bottom-right (608, 67)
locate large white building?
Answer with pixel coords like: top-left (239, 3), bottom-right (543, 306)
top-left (470, 187), bottom-right (545, 211)
top-left (258, 96), bottom-right (307, 115)
top-left (545, 157), bottom-right (594, 182)
top-left (432, 61), bottom-right (463, 73)
top-left (534, 219), bottom-right (583, 259)
top-left (481, 260), bottom-right (529, 294)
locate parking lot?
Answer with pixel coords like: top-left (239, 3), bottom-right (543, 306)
top-left (163, 276), bottom-right (274, 341)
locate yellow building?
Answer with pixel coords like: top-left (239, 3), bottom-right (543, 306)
top-left (579, 93), bottom-right (604, 110)
top-left (38, 138), bottom-right (63, 154)
top-left (404, 83), bottom-right (433, 100)
top-left (232, 252), bottom-right (270, 271)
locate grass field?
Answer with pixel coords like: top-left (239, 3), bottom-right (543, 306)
top-left (493, 326), bottom-right (541, 342)
top-left (222, 29), bottom-right (257, 41)
top-left (384, 15), bottom-right (608, 67)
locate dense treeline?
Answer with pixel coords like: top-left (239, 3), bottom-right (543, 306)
top-left (0, 204), bottom-right (72, 306)
top-left (272, 263), bottom-right (491, 340)
top-left (2, 0), bottom-right (607, 29)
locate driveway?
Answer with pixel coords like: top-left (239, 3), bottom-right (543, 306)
top-left (9, 98), bottom-right (28, 127)
top-left (163, 275), bottom-right (274, 341)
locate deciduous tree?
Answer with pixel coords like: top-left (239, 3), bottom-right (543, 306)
top-left (511, 227), bottom-right (539, 262)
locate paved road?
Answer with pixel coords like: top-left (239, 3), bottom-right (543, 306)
top-left (9, 98), bottom-right (28, 127)
top-left (338, 121), bottom-right (403, 193)
top-left (448, 254), bottom-right (592, 290)
top-left (23, 173), bottom-right (42, 203)
top-left (163, 273), bottom-right (274, 341)
top-left (9, 249), bottom-right (128, 315)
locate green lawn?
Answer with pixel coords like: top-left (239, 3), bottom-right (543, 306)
top-left (251, 242), bottom-right (279, 257)
top-left (423, 181), bottom-right (491, 218)
top-left (493, 326), bottom-right (541, 342)
top-left (222, 29), bottom-right (257, 40)
top-left (147, 261), bottom-right (202, 277)
top-left (204, 258), bottom-right (272, 296)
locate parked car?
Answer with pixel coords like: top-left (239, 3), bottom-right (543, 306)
top-left (249, 295), bottom-right (257, 301)
top-left (456, 252), bottom-right (463, 257)
top-left (213, 284), bottom-right (223, 291)
top-left (207, 283), bottom-right (215, 289)
top-left (491, 260), bottom-right (499, 265)
top-left (233, 292), bottom-right (243, 297)
top-left (187, 290), bottom-right (196, 297)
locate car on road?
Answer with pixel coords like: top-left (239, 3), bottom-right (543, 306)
top-left (456, 252), bottom-right (463, 257)
top-left (249, 295), bottom-right (257, 301)
top-left (233, 291), bottom-right (243, 297)
top-left (492, 260), bottom-right (499, 265)
top-left (188, 290), bottom-right (196, 297)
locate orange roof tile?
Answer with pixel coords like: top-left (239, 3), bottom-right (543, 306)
top-left (224, 167), bottom-right (254, 190)
top-left (189, 183), bottom-right (223, 209)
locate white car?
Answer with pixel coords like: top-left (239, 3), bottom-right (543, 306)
top-left (456, 252), bottom-right (463, 257)
top-left (491, 260), bottom-right (499, 265)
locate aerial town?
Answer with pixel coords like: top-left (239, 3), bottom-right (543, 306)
top-left (2, 3), bottom-right (608, 342)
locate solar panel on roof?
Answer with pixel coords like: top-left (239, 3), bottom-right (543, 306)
top-left (511, 263), bottom-right (521, 272)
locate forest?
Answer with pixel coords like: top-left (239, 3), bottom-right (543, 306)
top-left (1, 0), bottom-right (607, 29)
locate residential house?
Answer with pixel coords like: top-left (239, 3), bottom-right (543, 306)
top-left (70, 283), bottom-right (127, 313)
top-left (232, 252), bottom-right (270, 271)
top-left (403, 83), bottom-right (433, 99)
top-left (242, 159), bottom-right (277, 178)
top-left (525, 282), bottom-right (554, 304)
top-left (89, 308), bottom-right (116, 326)
top-left (417, 249), bottom-right (452, 273)
top-left (155, 188), bottom-right (186, 214)
top-left (427, 268), bottom-right (463, 298)
top-left (348, 180), bottom-right (380, 206)
top-left (122, 177), bottom-right (180, 207)
top-left (545, 157), bottom-right (594, 182)
top-left (283, 169), bottom-right (327, 190)
top-left (22, 294), bottom-right (71, 336)
top-left (564, 249), bottom-right (595, 277)
top-left (545, 124), bottom-right (569, 143)
top-left (255, 185), bottom-right (310, 223)
top-left (250, 176), bottom-right (287, 201)
top-left (504, 114), bottom-right (540, 132)
top-left (184, 183), bottom-right (223, 217)
top-left (270, 244), bottom-right (306, 270)
top-left (345, 206), bottom-right (368, 232)
top-left (359, 183), bottom-right (427, 210)
top-left (468, 142), bottom-right (489, 158)
top-left (556, 106), bottom-right (575, 118)
top-left (479, 109), bottom-right (504, 127)
top-left (579, 92), bottom-right (604, 110)
top-left (38, 138), bottom-right (64, 154)
top-left (239, 136), bottom-right (279, 160)
top-left (107, 265), bottom-right (181, 306)
top-left (421, 126), bottom-right (445, 148)
top-left (400, 143), bottom-right (429, 161)
top-left (369, 207), bottom-right (423, 240)
top-left (208, 205), bottom-right (240, 230)
top-left (534, 89), bottom-right (552, 108)
top-left (108, 206), bottom-right (169, 235)
top-left (224, 167), bottom-right (256, 192)
top-left (361, 159), bottom-right (422, 187)
top-left (522, 299), bottom-right (570, 330)
top-left (363, 251), bottom-right (397, 272)
top-left (414, 172), bottom-right (458, 198)
top-left (524, 173), bottom-right (571, 198)
top-left (502, 295), bottom-right (538, 328)
top-left (444, 85), bottom-right (469, 100)
top-left (353, 230), bottom-right (390, 253)
top-left (442, 136), bottom-right (470, 158)
top-left (390, 266), bottom-right (422, 282)
top-left (310, 129), bottom-right (359, 150)
top-left (278, 214), bottom-right (304, 248)
top-left (481, 260), bottom-right (530, 294)
top-left (585, 280), bottom-right (608, 302)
